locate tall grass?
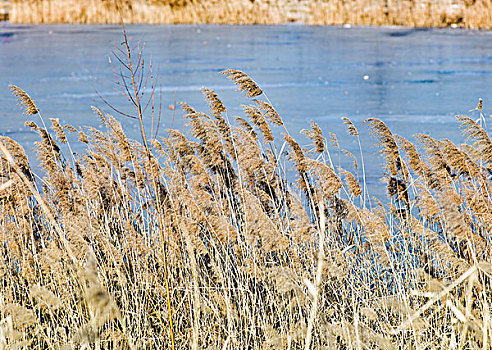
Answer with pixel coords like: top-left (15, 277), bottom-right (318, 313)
top-left (8, 0), bottom-right (492, 29)
top-left (1, 33), bottom-right (492, 349)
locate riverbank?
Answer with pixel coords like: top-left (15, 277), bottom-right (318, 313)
top-left (7, 0), bottom-right (492, 29)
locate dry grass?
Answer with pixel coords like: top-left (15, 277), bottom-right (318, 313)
top-left (7, 0), bottom-right (492, 29)
top-left (2, 32), bottom-right (492, 349)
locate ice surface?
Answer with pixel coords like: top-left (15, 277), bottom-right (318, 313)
top-left (1, 23), bottom-right (491, 197)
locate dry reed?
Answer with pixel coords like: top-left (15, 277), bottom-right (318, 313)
top-left (8, 0), bottom-right (492, 29)
top-left (1, 37), bottom-right (492, 349)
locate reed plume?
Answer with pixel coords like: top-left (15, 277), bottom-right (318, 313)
top-left (49, 118), bottom-right (67, 144)
top-left (366, 118), bottom-right (407, 179)
top-left (339, 168), bottom-right (362, 198)
top-left (341, 116), bottom-right (359, 137)
top-left (301, 121), bottom-right (326, 153)
top-left (255, 100), bottom-right (283, 126)
top-left (221, 69), bottom-right (263, 98)
top-left (242, 104), bottom-right (273, 142)
top-left (9, 85), bottom-right (39, 115)
top-left (456, 114), bottom-right (492, 168)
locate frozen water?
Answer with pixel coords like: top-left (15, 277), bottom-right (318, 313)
top-left (1, 23), bottom-right (491, 198)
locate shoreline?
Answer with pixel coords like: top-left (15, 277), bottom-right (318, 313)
top-left (6, 0), bottom-right (492, 30)
top-left (2, 21), bottom-right (492, 34)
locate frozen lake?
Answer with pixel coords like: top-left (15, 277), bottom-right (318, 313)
top-left (1, 23), bottom-right (491, 196)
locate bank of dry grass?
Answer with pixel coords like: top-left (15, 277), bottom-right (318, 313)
top-left (8, 0), bottom-right (492, 29)
top-left (1, 33), bottom-right (492, 348)
top-left (9, 0), bottom-right (285, 25)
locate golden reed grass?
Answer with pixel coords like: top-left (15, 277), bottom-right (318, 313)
top-left (2, 36), bottom-right (492, 347)
top-left (7, 0), bottom-right (492, 29)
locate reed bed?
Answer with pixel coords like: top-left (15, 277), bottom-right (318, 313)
top-left (8, 0), bottom-right (492, 29)
top-left (1, 32), bottom-right (492, 349)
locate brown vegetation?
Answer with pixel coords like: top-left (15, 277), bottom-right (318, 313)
top-left (7, 0), bottom-right (492, 29)
top-left (1, 32), bottom-right (492, 348)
